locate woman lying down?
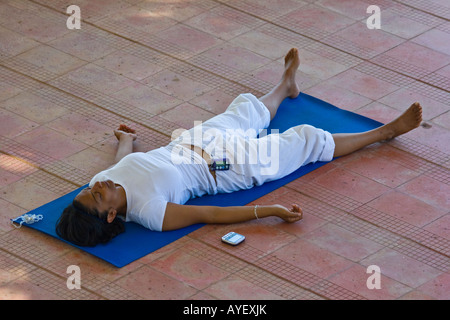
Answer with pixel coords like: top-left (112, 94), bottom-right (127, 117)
top-left (56, 48), bottom-right (422, 246)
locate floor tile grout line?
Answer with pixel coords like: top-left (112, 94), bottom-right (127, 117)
top-left (6, 0), bottom-right (450, 122)
top-left (366, 59), bottom-right (450, 94)
top-left (27, 0), bottom-right (450, 98)
top-left (1, 191), bottom-right (334, 299)
top-left (0, 127), bottom-right (91, 191)
top-left (392, 0), bottom-right (450, 21)
top-left (211, 0), bottom-right (379, 61)
top-left (0, 238), bottom-right (108, 300)
top-left (6, 201), bottom-right (326, 300)
top-left (0, 67), bottom-right (169, 197)
top-left (191, 232), bottom-right (367, 300)
top-left (387, 137), bottom-right (450, 166)
top-left (0, 149), bottom-right (82, 187)
top-left (26, 0), bottom-right (265, 96)
top-left (282, 183), bottom-right (450, 271)
top-left (178, 240), bottom-right (303, 300)
top-left (0, 66), bottom-right (176, 190)
top-left (193, 239), bottom-right (333, 300)
top-left (212, 0), bottom-right (450, 94)
top-left (1, 230), bottom-right (147, 300)
top-left (0, 27), bottom-right (264, 145)
top-left (18, 0), bottom-right (450, 145)
top-left (233, 265), bottom-right (323, 300)
top-left (0, 62), bottom-right (176, 140)
top-left (288, 177), bottom-right (450, 253)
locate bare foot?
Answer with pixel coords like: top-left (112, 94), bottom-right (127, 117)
top-left (386, 102), bottom-right (423, 139)
top-left (282, 48), bottom-right (300, 99)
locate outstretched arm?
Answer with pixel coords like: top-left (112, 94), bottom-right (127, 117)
top-left (162, 202), bottom-right (303, 231)
top-left (113, 124), bottom-right (137, 164)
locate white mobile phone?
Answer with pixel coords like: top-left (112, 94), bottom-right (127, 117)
top-left (221, 232), bottom-right (245, 246)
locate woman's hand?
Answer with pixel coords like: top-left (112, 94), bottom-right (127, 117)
top-left (114, 124), bottom-right (137, 141)
top-left (113, 124), bottom-right (137, 164)
top-left (271, 204), bottom-right (303, 223)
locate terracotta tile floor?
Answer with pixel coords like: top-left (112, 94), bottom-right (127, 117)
top-left (0, 0), bottom-right (449, 300)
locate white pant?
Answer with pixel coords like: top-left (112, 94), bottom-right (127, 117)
top-left (172, 93), bottom-right (335, 194)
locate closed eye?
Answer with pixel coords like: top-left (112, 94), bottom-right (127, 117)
top-left (85, 187), bottom-right (102, 203)
top-left (88, 189), bottom-right (99, 204)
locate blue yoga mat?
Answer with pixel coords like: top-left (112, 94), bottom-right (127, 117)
top-left (12, 93), bottom-right (382, 267)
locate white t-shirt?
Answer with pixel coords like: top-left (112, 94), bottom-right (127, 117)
top-left (89, 146), bottom-right (217, 231)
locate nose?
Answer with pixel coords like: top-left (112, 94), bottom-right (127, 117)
top-left (93, 180), bottom-right (113, 191)
top-left (92, 181), bottom-right (103, 190)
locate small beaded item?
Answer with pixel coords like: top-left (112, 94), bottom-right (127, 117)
top-left (11, 214), bottom-right (44, 229)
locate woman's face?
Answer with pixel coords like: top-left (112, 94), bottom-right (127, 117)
top-left (74, 180), bottom-right (120, 217)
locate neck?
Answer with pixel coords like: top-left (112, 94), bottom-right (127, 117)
top-left (116, 185), bottom-right (127, 218)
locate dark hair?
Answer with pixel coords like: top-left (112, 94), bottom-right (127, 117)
top-left (56, 199), bottom-right (125, 247)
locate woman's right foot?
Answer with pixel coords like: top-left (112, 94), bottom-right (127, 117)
top-left (282, 48), bottom-right (301, 99)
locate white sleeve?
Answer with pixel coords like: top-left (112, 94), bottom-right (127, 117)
top-left (139, 197), bottom-right (168, 231)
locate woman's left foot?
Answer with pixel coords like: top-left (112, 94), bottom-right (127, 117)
top-left (386, 102), bottom-right (423, 139)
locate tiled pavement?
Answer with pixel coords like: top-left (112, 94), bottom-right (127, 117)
top-left (0, 0), bottom-right (449, 300)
